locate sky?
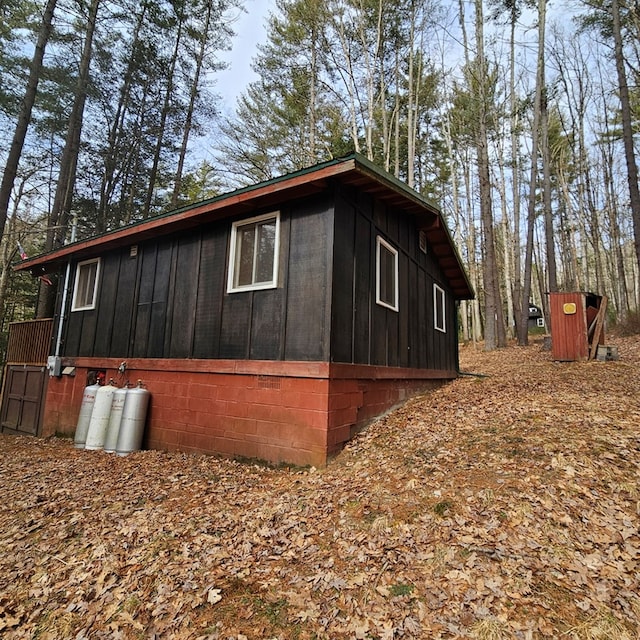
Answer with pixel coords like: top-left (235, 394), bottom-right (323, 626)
top-left (215, 0), bottom-right (275, 112)
top-left (212, 0), bottom-right (578, 113)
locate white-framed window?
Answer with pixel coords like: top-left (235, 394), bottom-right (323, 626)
top-left (376, 236), bottom-right (398, 312)
top-left (537, 317), bottom-right (545, 328)
top-left (434, 283), bottom-right (446, 332)
top-left (227, 212), bottom-right (280, 293)
top-left (71, 258), bottom-right (101, 311)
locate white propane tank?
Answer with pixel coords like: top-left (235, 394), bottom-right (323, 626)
top-left (103, 386), bottom-right (128, 453)
top-left (116, 380), bottom-right (150, 456)
top-left (73, 383), bottom-right (101, 448)
top-left (85, 380), bottom-right (118, 450)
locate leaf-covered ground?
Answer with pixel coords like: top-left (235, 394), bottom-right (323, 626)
top-left (1, 337), bottom-right (639, 640)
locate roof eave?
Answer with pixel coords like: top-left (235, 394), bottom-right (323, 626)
top-left (16, 154), bottom-right (474, 300)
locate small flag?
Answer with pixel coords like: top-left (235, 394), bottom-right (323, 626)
top-left (17, 242), bottom-right (53, 286)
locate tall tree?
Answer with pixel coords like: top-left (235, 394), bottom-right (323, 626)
top-left (488, 0), bottom-right (534, 340)
top-left (0, 0), bottom-right (57, 244)
top-left (253, 0), bottom-right (330, 169)
top-left (473, 0), bottom-right (506, 350)
top-left (94, 0), bottom-right (150, 232)
top-left (143, 1), bottom-right (185, 217)
top-left (171, 0), bottom-right (231, 208)
top-left (519, 0), bottom-right (547, 345)
top-left (37, 0), bottom-right (101, 317)
top-left (611, 0), bottom-right (640, 303)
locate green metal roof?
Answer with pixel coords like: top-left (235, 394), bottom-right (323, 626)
top-left (16, 153), bottom-right (474, 299)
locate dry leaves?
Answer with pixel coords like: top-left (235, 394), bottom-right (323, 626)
top-left (1, 336), bottom-right (639, 639)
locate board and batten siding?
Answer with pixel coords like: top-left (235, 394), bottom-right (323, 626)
top-left (330, 184), bottom-right (458, 373)
top-left (62, 195), bottom-right (334, 362)
top-left (61, 184), bottom-right (457, 372)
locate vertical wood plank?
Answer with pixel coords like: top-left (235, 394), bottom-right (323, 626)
top-left (132, 245), bottom-right (157, 357)
top-left (78, 310), bottom-right (97, 357)
top-left (399, 254), bottom-right (412, 368)
top-left (193, 228), bottom-right (227, 359)
top-left (219, 292), bottom-right (251, 359)
top-left (250, 290), bottom-right (284, 360)
top-left (110, 249), bottom-right (138, 357)
top-left (147, 240), bottom-right (172, 357)
top-left (353, 212), bottom-right (371, 364)
top-left (417, 268), bottom-right (427, 368)
top-left (284, 201), bottom-right (331, 361)
top-left (169, 235), bottom-right (200, 358)
top-left (330, 195), bottom-right (355, 363)
top-left (93, 253), bottom-right (120, 357)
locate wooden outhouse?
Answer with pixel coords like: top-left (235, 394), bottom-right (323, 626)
top-left (548, 292), bottom-right (606, 361)
top-left (15, 154), bottom-right (474, 466)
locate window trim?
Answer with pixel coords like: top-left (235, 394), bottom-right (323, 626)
top-left (434, 283), bottom-right (446, 333)
top-left (227, 211), bottom-right (280, 293)
top-left (375, 235), bottom-right (399, 312)
top-left (71, 258), bottom-right (101, 312)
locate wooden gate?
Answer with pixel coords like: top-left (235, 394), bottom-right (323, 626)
top-left (1, 365), bottom-right (47, 435)
top-left (0, 319), bottom-right (53, 437)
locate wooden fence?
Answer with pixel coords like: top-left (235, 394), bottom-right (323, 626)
top-left (5, 319), bottom-right (53, 364)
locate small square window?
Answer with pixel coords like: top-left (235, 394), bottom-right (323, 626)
top-left (434, 283), bottom-right (446, 332)
top-left (71, 258), bottom-right (100, 311)
top-left (228, 212), bottom-right (280, 293)
top-left (537, 317), bottom-right (545, 328)
top-left (376, 236), bottom-right (398, 312)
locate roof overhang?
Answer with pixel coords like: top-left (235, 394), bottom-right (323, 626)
top-left (15, 154), bottom-right (474, 300)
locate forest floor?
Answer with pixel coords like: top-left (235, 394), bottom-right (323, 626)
top-left (0, 336), bottom-right (639, 639)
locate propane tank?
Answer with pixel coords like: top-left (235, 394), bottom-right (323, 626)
top-left (73, 382), bottom-right (101, 449)
top-left (103, 385), bottom-right (128, 453)
top-left (116, 380), bottom-right (150, 456)
top-left (85, 380), bottom-right (118, 450)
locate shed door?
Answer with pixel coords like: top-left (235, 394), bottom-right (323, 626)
top-left (0, 365), bottom-right (47, 436)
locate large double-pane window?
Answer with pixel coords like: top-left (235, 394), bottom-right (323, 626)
top-left (71, 258), bottom-right (100, 311)
top-left (228, 212), bottom-right (280, 292)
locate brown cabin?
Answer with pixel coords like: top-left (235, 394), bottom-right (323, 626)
top-left (13, 154), bottom-right (473, 466)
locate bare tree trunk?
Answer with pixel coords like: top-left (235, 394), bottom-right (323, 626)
top-left (171, 2), bottom-right (213, 209)
top-left (0, 0), bottom-right (58, 241)
top-left (474, 0), bottom-right (505, 350)
top-left (442, 102), bottom-right (469, 341)
top-left (99, 2), bottom-right (148, 229)
top-left (0, 176), bottom-right (32, 326)
top-left (308, 21), bottom-right (319, 164)
top-left (37, 0), bottom-right (101, 318)
top-left (394, 48), bottom-right (400, 177)
top-left (326, 7), bottom-right (361, 155)
top-left (406, 1), bottom-right (419, 188)
top-left (602, 144), bottom-right (630, 319)
top-left (519, 0), bottom-right (546, 346)
top-left (509, 7), bottom-right (524, 342)
top-left (456, 0), bottom-right (481, 344)
top-left (612, 0), bottom-right (640, 305)
top-left (496, 141), bottom-right (515, 338)
top-left (556, 183), bottom-right (579, 291)
top-left (540, 82), bottom-right (557, 293)
top-left (144, 8), bottom-right (184, 217)
top-left (464, 158), bottom-right (483, 343)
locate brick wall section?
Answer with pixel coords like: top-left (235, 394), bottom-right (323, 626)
top-left (43, 358), bottom-right (455, 466)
